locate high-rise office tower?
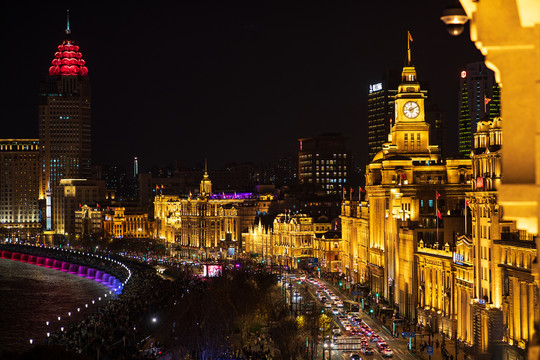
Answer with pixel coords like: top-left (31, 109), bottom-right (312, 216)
top-left (39, 13), bottom-right (91, 203)
top-left (0, 139), bottom-right (41, 238)
top-left (367, 82), bottom-right (397, 162)
top-left (458, 62), bottom-right (501, 156)
top-left (298, 133), bottom-right (351, 196)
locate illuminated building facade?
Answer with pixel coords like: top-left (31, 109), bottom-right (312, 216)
top-left (462, 118), bottom-right (539, 358)
top-left (340, 197), bottom-right (370, 285)
top-left (456, 3), bottom-right (540, 358)
top-left (342, 48), bottom-right (472, 330)
top-left (154, 171), bottom-right (257, 258)
top-left (458, 62), bottom-right (501, 156)
top-left (74, 205), bottom-right (102, 239)
top-left (312, 230), bottom-right (342, 273)
top-left (53, 179), bottom-right (105, 239)
top-left (102, 207), bottom-right (151, 238)
top-left (365, 55), bottom-right (471, 321)
top-left (243, 213), bottom-right (332, 269)
top-left (298, 133), bottom-right (351, 196)
top-left (39, 18), bottom-right (91, 201)
top-left (0, 139), bottom-right (41, 238)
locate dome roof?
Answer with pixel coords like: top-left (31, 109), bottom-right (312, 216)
top-left (48, 39), bottom-right (88, 76)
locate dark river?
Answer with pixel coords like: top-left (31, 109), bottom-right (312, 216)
top-left (0, 258), bottom-right (111, 354)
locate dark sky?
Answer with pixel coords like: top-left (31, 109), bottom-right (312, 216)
top-left (0, 1), bottom-right (483, 172)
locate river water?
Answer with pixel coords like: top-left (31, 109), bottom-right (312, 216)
top-left (0, 258), bottom-right (111, 354)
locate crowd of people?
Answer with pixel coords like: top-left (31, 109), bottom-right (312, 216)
top-left (44, 259), bottom-right (177, 359)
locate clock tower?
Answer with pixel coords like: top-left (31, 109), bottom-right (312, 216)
top-left (377, 33), bottom-right (438, 160)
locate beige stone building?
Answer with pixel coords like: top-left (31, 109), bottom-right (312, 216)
top-left (154, 171), bottom-right (258, 259)
top-left (457, 2), bottom-right (540, 357)
top-left (243, 213), bottom-right (333, 270)
top-left (463, 118), bottom-right (538, 358)
top-left (363, 55), bottom-right (471, 323)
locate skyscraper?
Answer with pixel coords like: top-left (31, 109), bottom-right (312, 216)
top-left (0, 139), bottom-right (41, 238)
top-left (298, 133), bottom-right (351, 196)
top-left (458, 62), bottom-right (501, 156)
top-left (367, 82), bottom-right (397, 162)
top-left (39, 13), bottom-right (91, 202)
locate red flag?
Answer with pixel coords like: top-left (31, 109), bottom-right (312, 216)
top-left (161, 184), bottom-right (165, 189)
top-left (155, 185), bottom-right (159, 190)
top-left (350, 187), bottom-right (354, 193)
top-left (465, 199), bottom-right (469, 206)
top-left (437, 209), bottom-right (442, 220)
top-left (359, 187), bottom-right (365, 193)
top-left (408, 31), bottom-right (413, 42)
top-left (436, 191), bottom-right (441, 200)
top-left (97, 203), bottom-right (100, 208)
top-left (484, 96), bottom-right (491, 105)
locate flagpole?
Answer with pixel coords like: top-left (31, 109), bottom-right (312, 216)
top-left (407, 31), bottom-right (411, 65)
top-left (465, 198), bottom-right (468, 235)
top-left (436, 190), bottom-right (439, 245)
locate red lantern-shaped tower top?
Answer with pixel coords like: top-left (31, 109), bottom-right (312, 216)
top-left (48, 10), bottom-right (88, 76)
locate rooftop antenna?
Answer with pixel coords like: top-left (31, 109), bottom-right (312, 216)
top-left (65, 10), bottom-right (71, 34)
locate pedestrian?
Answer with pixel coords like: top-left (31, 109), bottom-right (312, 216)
top-left (436, 339), bottom-right (440, 348)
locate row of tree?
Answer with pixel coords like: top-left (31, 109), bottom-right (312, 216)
top-left (155, 263), bottom-right (332, 360)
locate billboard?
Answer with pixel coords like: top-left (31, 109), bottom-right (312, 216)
top-left (203, 264), bottom-right (223, 277)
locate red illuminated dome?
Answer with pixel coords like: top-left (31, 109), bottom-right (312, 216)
top-left (48, 12), bottom-right (88, 76)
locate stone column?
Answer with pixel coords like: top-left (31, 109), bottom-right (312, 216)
top-left (513, 277), bottom-right (521, 341)
top-left (530, 282), bottom-right (535, 343)
top-left (521, 281), bottom-right (528, 341)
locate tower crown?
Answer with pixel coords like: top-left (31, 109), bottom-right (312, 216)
top-left (48, 12), bottom-right (88, 77)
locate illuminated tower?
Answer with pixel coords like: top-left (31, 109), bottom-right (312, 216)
top-left (133, 157), bottom-right (139, 178)
top-left (39, 11), bottom-right (91, 207)
top-left (364, 33), bottom-right (471, 323)
top-left (458, 62), bottom-right (501, 156)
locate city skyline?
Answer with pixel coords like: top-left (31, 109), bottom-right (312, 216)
top-left (0, 2), bottom-right (483, 171)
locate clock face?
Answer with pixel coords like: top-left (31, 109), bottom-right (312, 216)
top-left (403, 101), bottom-right (420, 119)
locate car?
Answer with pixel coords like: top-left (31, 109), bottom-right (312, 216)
top-left (360, 340), bottom-right (369, 348)
top-left (333, 332), bottom-right (343, 340)
top-left (369, 334), bottom-right (379, 342)
top-left (362, 347), bottom-right (374, 355)
top-left (336, 301), bottom-right (344, 307)
top-left (332, 308), bottom-right (340, 315)
top-left (350, 353), bottom-right (362, 360)
top-left (381, 348), bottom-right (393, 357)
top-left (332, 328), bottom-right (341, 334)
top-left (325, 302), bottom-right (332, 308)
top-left (377, 342), bottom-right (388, 351)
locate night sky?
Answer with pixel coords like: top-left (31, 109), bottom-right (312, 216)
top-left (0, 1), bottom-right (483, 172)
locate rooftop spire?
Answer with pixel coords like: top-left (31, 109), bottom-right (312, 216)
top-left (65, 10), bottom-right (71, 34)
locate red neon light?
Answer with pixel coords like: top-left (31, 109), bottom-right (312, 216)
top-left (48, 40), bottom-right (88, 76)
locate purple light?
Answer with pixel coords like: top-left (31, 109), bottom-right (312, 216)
top-left (209, 192), bottom-right (254, 200)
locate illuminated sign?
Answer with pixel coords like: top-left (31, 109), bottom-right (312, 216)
top-left (453, 252), bottom-right (464, 264)
top-left (203, 264), bottom-right (222, 277)
top-left (369, 83), bottom-right (383, 93)
top-left (476, 177), bottom-right (484, 188)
